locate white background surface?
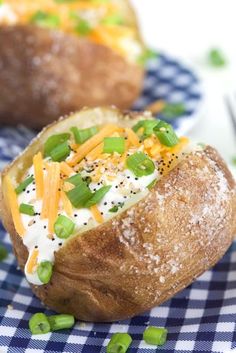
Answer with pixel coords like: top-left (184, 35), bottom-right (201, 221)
top-left (131, 0), bottom-right (236, 176)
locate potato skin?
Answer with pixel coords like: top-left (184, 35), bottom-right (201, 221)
top-left (0, 109), bottom-right (235, 322)
top-left (0, 25), bottom-right (144, 128)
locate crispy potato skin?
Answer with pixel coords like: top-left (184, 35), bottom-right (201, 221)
top-left (0, 109), bottom-right (236, 322)
top-left (0, 25), bottom-right (144, 128)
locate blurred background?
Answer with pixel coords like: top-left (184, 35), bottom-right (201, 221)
top-left (132, 0), bottom-right (236, 176)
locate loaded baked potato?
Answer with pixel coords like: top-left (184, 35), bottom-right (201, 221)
top-left (0, 107), bottom-right (235, 322)
top-left (0, 1), bottom-right (144, 128)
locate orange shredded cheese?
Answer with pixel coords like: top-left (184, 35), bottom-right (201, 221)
top-left (5, 176), bottom-right (25, 237)
top-left (33, 152), bottom-right (44, 199)
top-left (125, 128), bottom-right (140, 147)
top-left (26, 249), bottom-right (39, 274)
top-left (87, 142), bottom-right (104, 161)
top-left (48, 163), bottom-right (61, 234)
top-left (60, 162), bottom-right (74, 177)
top-left (90, 205), bottom-right (104, 223)
top-left (149, 143), bottom-right (162, 157)
top-left (67, 124), bottom-right (120, 167)
top-left (61, 190), bottom-right (73, 217)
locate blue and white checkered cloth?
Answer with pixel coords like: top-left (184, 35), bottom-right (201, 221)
top-left (1, 54), bottom-right (235, 353)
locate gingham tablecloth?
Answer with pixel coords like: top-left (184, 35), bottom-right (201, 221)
top-left (1, 54), bottom-right (235, 353)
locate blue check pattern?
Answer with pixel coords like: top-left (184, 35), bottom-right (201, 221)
top-left (1, 54), bottom-right (235, 353)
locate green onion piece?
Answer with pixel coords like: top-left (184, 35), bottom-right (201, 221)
top-left (15, 176), bottom-right (34, 195)
top-left (106, 333), bottom-right (132, 353)
top-left (19, 203), bottom-right (35, 216)
top-left (147, 179), bottom-right (157, 190)
top-left (54, 215), bottom-right (75, 239)
top-left (70, 126), bottom-right (98, 144)
top-left (31, 11), bottom-right (60, 28)
top-left (44, 133), bottom-right (70, 157)
top-left (85, 185), bottom-right (111, 207)
top-left (126, 152), bottom-right (155, 177)
top-left (137, 48), bottom-right (157, 65)
top-left (29, 313), bottom-right (51, 335)
top-left (50, 141), bottom-right (70, 162)
top-left (66, 173), bottom-right (84, 186)
top-left (37, 261), bottom-right (53, 284)
top-left (162, 103), bottom-right (185, 119)
top-left (133, 120), bottom-right (159, 138)
top-left (0, 245), bottom-right (8, 262)
top-left (102, 14), bottom-right (124, 26)
top-left (48, 314), bottom-right (75, 331)
top-left (75, 18), bottom-right (92, 35)
top-left (109, 202), bottom-right (124, 213)
top-left (143, 326), bottom-right (168, 346)
top-left (154, 121), bottom-right (179, 147)
top-left (66, 183), bottom-right (93, 208)
top-left (208, 48), bottom-right (226, 67)
top-left (103, 137), bottom-right (125, 154)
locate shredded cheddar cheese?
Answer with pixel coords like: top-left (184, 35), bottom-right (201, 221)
top-left (125, 128), bottom-right (140, 147)
top-left (5, 176), bottom-right (25, 237)
top-left (61, 190), bottom-right (73, 217)
top-left (48, 163), bottom-right (61, 234)
top-left (26, 249), bottom-right (39, 274)
top-left (90, 205), bottom-right (103, 223)
top-left (60, 162), bottom-right (74, 177)
top-left (33, 152), bottom-right (44, 199)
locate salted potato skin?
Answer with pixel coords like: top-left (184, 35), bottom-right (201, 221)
top-left (0, 108), bottom-right (236, 322)
top-left (0, 24), bottom-right (144, 128)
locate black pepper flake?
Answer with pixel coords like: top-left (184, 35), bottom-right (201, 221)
top-left (59, 242), bottom-right (62, 246)
top-left (32, 188), bottom-right (36, 191)
top-left (104, 202), bottom-right (107, 206)
top-left (135, 177), bottom-right (138, 180)
top-left (83, 222), bottom-right (87, 226)
top-left (74, 214), bottom-right (78, 217)
top-left (127, 176), bottom-right (130, 179)
top-left (52, 238), bottom-right (55, 241)
top-left (101, 212), bottom-right (104, 215)
top-left (115, 186), bottom-right (118, 189)
top-left (44, 225), bottom-right (47, 229)
top-left (26, 190), bottom-right (30, 194)
top-left (58, 188), bottom-right (61, 192)
top-left (34, 245), bottom-right (38, 249)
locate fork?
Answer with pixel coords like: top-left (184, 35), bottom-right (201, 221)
top-left (225, 94), bottom-right (236, 140)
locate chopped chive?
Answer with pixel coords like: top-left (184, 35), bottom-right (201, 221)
top-left (29, 313), bottom-right (51, 335)
top-left (37, 261), bottom-right (53, 284)
top-left (19, 203), bottom-right (35, 216)
top-left (48, 314), bottom-right (75, 331)
top-left (50, 141), bottom-right (70, 162)
top-left (162, 102), bottom-right (185, 119)
top-left (66, 183), bottom-right (93, 208)
top-left (66, 174), bottom-right (84, 186)
top-left (103, 137), bottom-right (125, 154)
top-left (71, 15), bottom-right (92, 35)
top-left (109, 202), bottom-right (124, 213)
top-left (0, 245), bottom-right (8, 262)
top-left (137, 48), bottom-right (157, 65)
top-left (154, 121), bottom-right (179, 147)
top-left (85, 185), bottom-right (111, 207)
top-left (106, 333), bottom-right (132, 353)
top-left (54, 215), bottom-right (75, 239)
top-left (44, 133), bottom-right (70, 157)
top-left (143, 326), bottom-right (168, 346)
top-left (147, 179), bottom-right (157, 190)
top-left (70, 126), bottom-right (98, 144)
top-left (126, 152), bottom-right (155, 177)
top-left (133, 120), bottom-right (159, 137)
top-left (31, 10), bottom-right (60, 28)
top-left (15, 176), bottom-right (34, 194)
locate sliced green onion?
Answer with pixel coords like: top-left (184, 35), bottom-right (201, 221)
top-left (109, 202), bottom-right (124, 213)
top-left (208, 48), bottom-right (226, 67)
top-left (126, 152), bottom-right (155, 177)
top-left (70, 126), bottom-right (98, 144)
top-left (74, 17), bottom-right (92, 35)
top-left (66, 173), bottom-right (84, 186)
top-left (162, 103), bottom-right (185, 119)
top-left (29, 313), bottom-right (51, 335)
top-left (66, 183), bottom-right (93, 208)
top-left (102, 14), bottom-right (124, 26)
top-left (132, 119), bottom-right (159, 137)
top-left (147, 179), bottom-right (157, 190)
top-left (48, 314), bottom-right (75, 331)
top-left (44, 133), bottom-right (70, 157)
top-left (31, 11), bottom-right (60, 28)
top-left (54, 215), bottom-right (75, 239)
top-left (15, 176), bottom-right (34, 195)
top-left (103, 137), bottom-right (125, 154)
top-left (0, 245), bottom-right (8, 262)
top-left (143, 326), bottom-right (168, 346)
top-left (50, 141), bottom-right (70, 162)
top-left (19, 203), bottom-right (35, 216)
top-left (154, 121), bottom-right (179, 147)
top-left (85, 185), bottom-right (111, 207)
top-left (37, 261), bottom-right (53, 284)
top-left (107, 333), bottom-right (132, 353)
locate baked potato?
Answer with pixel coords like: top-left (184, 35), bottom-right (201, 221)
top-left (0, 1), bottom-right (145, 128)
top-left (0, 107), bottom-right (235, 322)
